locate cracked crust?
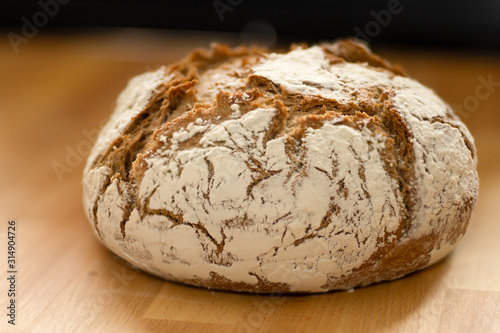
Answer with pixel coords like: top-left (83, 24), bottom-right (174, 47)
top-left (82, 39), bottom-right (479, 293)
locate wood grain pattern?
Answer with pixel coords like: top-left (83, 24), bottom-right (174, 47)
top-left (0, 30), bottom-right (499, 333)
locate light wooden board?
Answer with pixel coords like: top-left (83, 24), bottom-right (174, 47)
top-left (0, 30), bottom-right (499, 333)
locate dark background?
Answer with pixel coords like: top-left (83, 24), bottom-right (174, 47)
top-left (2, 0), bottom-right (500, 51)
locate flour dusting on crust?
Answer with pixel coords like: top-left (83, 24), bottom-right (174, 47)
top-left (83, 40), bottom-right (478, 292)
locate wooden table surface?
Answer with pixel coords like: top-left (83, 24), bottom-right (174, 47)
top-left (1, 29), bottom-right (499, 333)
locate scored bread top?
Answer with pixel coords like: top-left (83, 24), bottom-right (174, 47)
top-left (83, 39), bottom-right (478, 292)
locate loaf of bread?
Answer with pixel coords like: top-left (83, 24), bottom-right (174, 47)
top-left (83, 39), bottom-right (479, 292)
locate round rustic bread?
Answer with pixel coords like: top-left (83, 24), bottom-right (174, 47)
top-left (83, 38), bottom-right (479, 293)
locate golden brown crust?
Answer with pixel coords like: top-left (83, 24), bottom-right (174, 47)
top-left (85, 39), bottom-right (478, 293)
top-left (321, 37), bottom-right (407, 76)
